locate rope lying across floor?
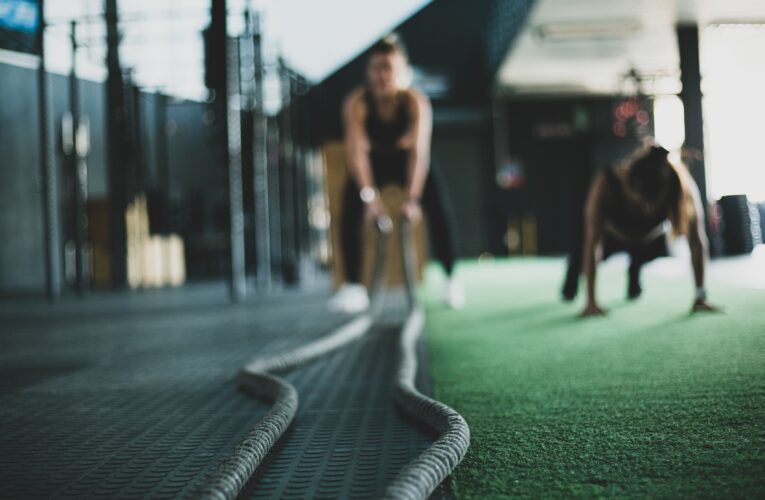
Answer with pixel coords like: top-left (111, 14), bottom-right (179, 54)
top-left (384, 307), bottom-right (470, 499)
top-left (195, 217), bottom-right (392, 500)
top-left (195, 315), bottom-right (374, 500)
top-left (195, 217), bottom-right (470, 500)
top-left (383, 221), bottom-right (470, 499)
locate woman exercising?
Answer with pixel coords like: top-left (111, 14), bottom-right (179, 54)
top-left (328, 34), bottom-right (463, 313)
top-left (562, 145), bottom-right (718, 317)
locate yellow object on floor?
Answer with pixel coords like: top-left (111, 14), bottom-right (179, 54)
top-left (323, 141), bottom-right (427, 289)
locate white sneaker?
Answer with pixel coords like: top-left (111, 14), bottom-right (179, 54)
top-left (328, 283), bottom-right (370, 314)
top-left (442, 279), bottom-right (465, 310)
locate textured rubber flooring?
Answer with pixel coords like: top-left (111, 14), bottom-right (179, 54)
top-left (243, 324), bottom-right (439, 499)
top-left (0, 284), bottom-right (448, 499)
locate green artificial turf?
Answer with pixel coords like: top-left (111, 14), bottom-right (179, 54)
top-left (423, 257), bottom-right (765, 499)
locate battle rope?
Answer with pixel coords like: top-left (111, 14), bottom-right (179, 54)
top-left (195, 216), bottom-right (391, 500)
top-left (382, 220), bottom-right (470, 499)
top-left (196, 216), bottom-right (470, 500)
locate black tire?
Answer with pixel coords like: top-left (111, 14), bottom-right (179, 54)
top-left (718, 195), bottom-right (754, 255)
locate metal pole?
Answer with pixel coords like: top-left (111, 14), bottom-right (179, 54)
top-left (105, 0), bottom-right (128, 288)
top-left (227, 36), bottom-right (247, 301)
top-left (267, 117), bottom-right (283, 286)
top-left (294, 75), bottom-right (313, 271)
top-left (290, 79), bottom-right (305, 278)
top-left (677, 24), bottom-right (709, 228)
top-left (155, 92), bottom-right (170, 233)
top-left (38, 0), bottom-right (62, 301)
top-left (279, 58), bottom-right (297, 283)
top-left (132, 85), bottom-right (144, 195)
top-left (289, 72), bottom-right (303, 265)
top-left (69, 21), bottom-right (89, 296)
top-left (252, 12), bottom-right (272, 291)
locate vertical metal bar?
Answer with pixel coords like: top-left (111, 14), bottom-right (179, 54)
top-left (132, 85), bottom-right (144, 195)
top-left (299, 96), bottom-right (311, 271)
top-left (278, 58), bottom-right (297, 283)
top-left (239, 10), bottom-right (256, 280)
top-left (303, 147), bottom-right (322, 273)
top-left (105, 0), bottom-right (128, 288)
top-left (290, 78), bottom-right (303, 265)
top-left (677, 24), bottom-right (709, 227)
top-left (70, 21), bottom-right (88, 295)
top-left (267, 117), bottom-right (283, 286)
top-left (295, 75), bottom-right (313, 271)
top-left (295, 144), bottom-right (310, 273)
top-left (155, 93), bottom-right (170, 233)
top-left (227, 36), bottom-right (247, 301)
top-left (293, 145), bottom-right (304, 267)
top-left (37, 0), bottom-right (62, 301)
top-left (76, 143), bottom-right (90, 290)
top-left (252, 13), bottom-right (271, 291)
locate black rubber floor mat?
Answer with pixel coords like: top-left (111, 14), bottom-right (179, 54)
top-left (0, 287), bottom-right (451, 499)
top-left (240, 326), bottom-right (440, 499)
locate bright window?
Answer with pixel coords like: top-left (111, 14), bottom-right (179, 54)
top-left (702, 24), bottom-right (765, 202)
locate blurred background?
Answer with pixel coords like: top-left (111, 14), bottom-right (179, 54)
top-left (1, 0), bottom-right (764, 300)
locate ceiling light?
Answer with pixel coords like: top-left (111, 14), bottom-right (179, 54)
top-left (535, 20), bottom-right (642, 41)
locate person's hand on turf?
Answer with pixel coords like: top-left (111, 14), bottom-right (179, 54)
top-left (401, 200), bottom-right (422, 224)
top-left (691, 298), bottom-right (721, 313)
top-left (580, 301), bottom-right (607, 318)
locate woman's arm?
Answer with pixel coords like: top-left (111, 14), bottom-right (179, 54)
top-left (343, 89), bottom-right (373, 190)
top-left (402, 89), bottom-right (432, 203)
top-left (683, 177), bottom-right (718, 312)
top-left (581, 174), bottom-right (607, 317)
top-left (343, 89), bottom-right (385, 220)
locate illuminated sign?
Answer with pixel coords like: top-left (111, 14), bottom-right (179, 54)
top-left (0, 0), bottom-right (38, 33)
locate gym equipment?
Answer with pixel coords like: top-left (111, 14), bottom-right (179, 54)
top-left (196, 215), bottom-right (469, 500)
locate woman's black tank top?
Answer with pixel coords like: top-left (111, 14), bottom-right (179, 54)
top-left (602, 167), bottom-right (670, 241)
top-left (364, 89), bottom-right (410, 186)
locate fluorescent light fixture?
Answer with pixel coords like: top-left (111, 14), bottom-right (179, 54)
top-left (535, 20), bottom-right (642, 40)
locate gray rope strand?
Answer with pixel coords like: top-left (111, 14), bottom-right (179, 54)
top-left (383, 307), bottom-right (470, 500)
top-left (196, 315), bottom-right (373, 499)
top-left (383, 221), bottom-right (470, 500)
top-left (195, 372), bottom-right (296, 500)
top-left (241, 315), bottom-right (373, 374)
